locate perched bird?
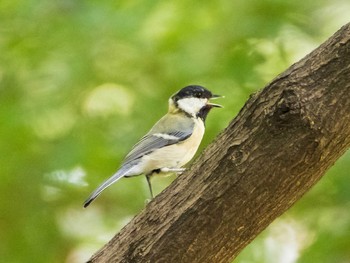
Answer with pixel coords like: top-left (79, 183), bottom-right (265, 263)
top-left (83, 85), bottom-right (222, 207)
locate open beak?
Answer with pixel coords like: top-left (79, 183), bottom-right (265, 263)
top-left (208, 94), bottom-right (223, 108)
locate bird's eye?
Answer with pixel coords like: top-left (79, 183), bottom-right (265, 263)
top-left (196, 93), bottom-right (202, 98)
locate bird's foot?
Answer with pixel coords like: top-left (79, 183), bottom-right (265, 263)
top-left (144, 198), bottom-right (152, 205)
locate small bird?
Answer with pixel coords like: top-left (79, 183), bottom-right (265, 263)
top-left (83, 85), bottom-right (222, 207)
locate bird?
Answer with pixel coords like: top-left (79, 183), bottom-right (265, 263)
top-left (83, 85), bottom-right (222, 208)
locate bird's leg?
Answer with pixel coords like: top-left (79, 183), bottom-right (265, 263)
top-left (160, 167), bottom-right (186, 174)
top-left (145, 168), bottom-right (186, 202)
top-left (145, 173), bottom-right (154, 199)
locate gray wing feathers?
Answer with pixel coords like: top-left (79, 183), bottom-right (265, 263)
top-left (123, 113), bottom-right (194, 165)
top-left (123, 131), bottom-right (191, 165)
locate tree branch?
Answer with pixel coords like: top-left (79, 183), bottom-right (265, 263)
top-left (88, 23), bottom-right (350, 263)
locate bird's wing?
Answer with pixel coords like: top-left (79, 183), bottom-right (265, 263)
top-left (123, 114), bottom-right (194, 165)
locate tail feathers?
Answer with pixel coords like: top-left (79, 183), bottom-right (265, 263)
top-left (83, 166), bottom-right (132, 208)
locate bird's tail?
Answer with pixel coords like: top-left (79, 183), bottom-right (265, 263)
top-left (83, 165), bottom-right (132, 208)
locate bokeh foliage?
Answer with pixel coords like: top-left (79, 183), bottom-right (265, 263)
top-left (0, 0), bottom-right (349, 262)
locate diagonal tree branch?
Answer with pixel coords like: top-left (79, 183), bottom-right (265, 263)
top-left (88, 23), bottom-right (350, 263)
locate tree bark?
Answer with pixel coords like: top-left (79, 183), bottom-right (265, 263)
top-left (88, 23), bottom-right (350, 263)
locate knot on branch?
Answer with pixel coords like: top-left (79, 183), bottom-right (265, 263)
top-left (268, 88), bottom-right (319, 136)
top-left (274, 89), bottom-right (302, 123)
top-left (266, 87), bottom-right (322, 146)
top-left (270, 88), bottom-right (322, 135)
top-left (264, 87), bottom-right (323, 165)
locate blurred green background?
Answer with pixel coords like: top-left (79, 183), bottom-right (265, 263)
top-left (0, 0), bottom-right (349, 262)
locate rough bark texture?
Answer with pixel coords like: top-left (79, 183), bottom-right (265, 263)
top-left (88, 23), bottom-right (350, 263)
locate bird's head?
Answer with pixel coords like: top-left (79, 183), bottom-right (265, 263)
top-left (169, 85), bottom-right (222, 118)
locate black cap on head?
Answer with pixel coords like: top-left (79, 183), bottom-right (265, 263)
top-left (172, 85), bottom-right (213, 102)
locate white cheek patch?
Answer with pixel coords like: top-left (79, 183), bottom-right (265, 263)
top-left (177, 98), bottom-right (207, 116)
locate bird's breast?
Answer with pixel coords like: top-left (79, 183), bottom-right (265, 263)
top-left (175, 117), bottom-right (205, 167)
